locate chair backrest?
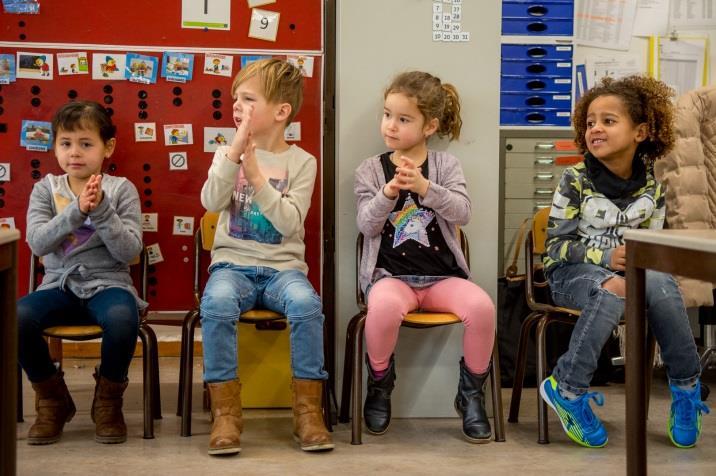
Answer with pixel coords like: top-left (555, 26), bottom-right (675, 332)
top-left (532, 207), bottom-right (551, 255)
top-left (355, 227), bottom-right (470, 308)
top-left (200, 212), bottom-right (220, 251)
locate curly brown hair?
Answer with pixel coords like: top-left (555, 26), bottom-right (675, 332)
top-left (572, 75), bottom-right (675, 167)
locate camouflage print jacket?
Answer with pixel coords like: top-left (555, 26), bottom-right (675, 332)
top-left (543, 156), bottom-right (665, 278)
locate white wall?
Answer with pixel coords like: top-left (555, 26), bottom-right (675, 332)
top-left (336, 0), bottom-right (501, 417)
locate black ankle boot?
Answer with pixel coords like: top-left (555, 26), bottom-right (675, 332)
top-left (454, 357), bottom-right (491, 443)
top-left (364, 354), bottom-right (396, 435)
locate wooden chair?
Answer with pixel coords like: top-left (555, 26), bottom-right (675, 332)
top-left (507, 207), bottom-right (656, 444)
top-left (339, 231), bottom-right (506, 445)
top-left (177, 212), bottom-right (333, 437)
top-left (18, 250), bottom-right (160, 439)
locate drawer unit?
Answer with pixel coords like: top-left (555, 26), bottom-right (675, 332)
top-left (500, 108), bottom-right (572, 126)
top-left (499, 131), bottom-right (577, 274)
top-left (501, 44), bottom-right (573, 61)
top-left (500, 60), bottom-right (572, 76)
top-left (500, 76), bottom-right (572, 93)
top-left (502, 0), bottom-right (574, 36)
top-left (500, 91), bottom-right (571, 108)
top-left (502, 0), bottom-right (575, 19)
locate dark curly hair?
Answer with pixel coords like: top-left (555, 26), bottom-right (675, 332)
top-left (572, 75), bottom-right (675, 168)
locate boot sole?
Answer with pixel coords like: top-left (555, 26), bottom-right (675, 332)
top-left (208, 446), bottom-right (242, 455)
top-left (364, 422), bottom-right (390, 436)
top-left (454, 401), bottom-right (492, 444)
top-left (293, 434), bottom-right (335, 451)
top-left (95, 435), bottom-right (127, 444)
top-left (27, 436), bottom-right (61, 445)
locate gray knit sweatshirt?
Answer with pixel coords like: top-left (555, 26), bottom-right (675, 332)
top-left (26, 173), bottom-right (146, 309)
top-left (354, 150), bottom-right (472, 294)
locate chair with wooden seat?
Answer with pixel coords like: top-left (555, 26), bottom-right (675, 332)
top-left (507, 207), bottom-right (656, 444)
top-left (19, 250), bottom-right (161, 439)
top-left (339, 230), bottom-right (506, 445)
top-left (177, 211), bottom-right (333, 437)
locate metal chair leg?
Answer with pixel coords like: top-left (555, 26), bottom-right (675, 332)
top-left (508, 311), bottom-right (543, 423)
top-left (339, 312), bottom-right (362, 423)
top-left (351, 316), bottom-right (367, 445)
top-left (181, 311), bottom-right (200, 437)
top-left (144, 324), bottom-right (162, 420)
top-left (176, 315), bottom-right (189, 416)
top-left (138, 326), bottom-right (154, 439)
top-left (490, 339), bottom-right (506, 442)
top-left (536, 317), bottom-right (550, 444)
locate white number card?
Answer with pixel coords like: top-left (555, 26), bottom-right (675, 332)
top-left (249, 8), bottom-right (280, 42)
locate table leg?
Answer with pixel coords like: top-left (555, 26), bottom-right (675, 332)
top-left (626, 261), bottom-right (646, 476)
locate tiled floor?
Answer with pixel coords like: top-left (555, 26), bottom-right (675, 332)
top-left (15, 357), bottom-right (716, 476)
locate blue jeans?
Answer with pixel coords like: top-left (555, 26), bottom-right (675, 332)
top-left (17, 287), bottom-right (139, 383)
top-left (200, 263), bottom-right (327, 383)
top-left (548, 263), bottom-right (700, 396)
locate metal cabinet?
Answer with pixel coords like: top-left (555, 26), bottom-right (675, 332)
top-left (499, 130), bottom-right (582, 274)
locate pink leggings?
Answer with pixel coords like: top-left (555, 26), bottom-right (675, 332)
top-left (365, 277), bottom-right (495, 375)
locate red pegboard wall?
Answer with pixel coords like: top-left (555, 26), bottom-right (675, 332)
top-left (0, 2), bottom-right (324, 311)
top-left (0, 1), bottom-right (322, 51)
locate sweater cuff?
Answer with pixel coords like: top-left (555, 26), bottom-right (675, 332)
top-left (600, 248), bottom-right (614, 270)
top-left (213, 151), bottom-right (242, 182)
top-left (87, 193), bottom-right (112, 221)
top-left (419, 180), bottom-right (443, 208)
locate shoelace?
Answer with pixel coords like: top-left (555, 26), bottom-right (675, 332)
top-left (575, 391), bottom-right (605, 430)
top-left (673, 389), bottom-right (711, 427)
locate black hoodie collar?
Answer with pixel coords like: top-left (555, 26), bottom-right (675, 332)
top-left (584, 152), bottom-right (647, 200)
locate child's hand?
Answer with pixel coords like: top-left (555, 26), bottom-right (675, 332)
top-left (241, 141), bottom-right (266, 192)
top-left (395, 156), bottom-right (430, 197)
top-left (227, 105), bottom-right (254, 162)
top-left (610, 245), bottom-right (626, 271)
top-left (383, 176), bottom-right (400, 199)
top-left (79, 174), bottom-right (103, 214)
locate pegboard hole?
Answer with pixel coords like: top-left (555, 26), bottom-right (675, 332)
top-left (30, 85), bottom-right (41, 95)
top-left (105, 107), bottom-right (114, 117)
top-left (212, 99), bottom-right (222, 109)
top-left (19, 34), bottom-right (26, 41)
top-left (18, 21), bottom-right (26, 27)
top-left (31, 98), bottom-right (41, 107)
top-left (213, 111), bottom-right (222, 120)
top-left (0, 188), bottom-right (5, 196)
top-left (103, 85), bottom-right (113, 94)
top-left (138, 100), bottom-right (148, 110)
top-left (108, 163), bottom-right (117, 172)
top-left (30, 159), bottom-right (41, 169)
top-left (138, 90), bottom-right (148, 99)
top-left (144, 188), bottom-right (152, 196)
top-left (103, 95), bottom-right (114, 104)
top-left (173, 98), bottom-right (183, 107)
top-left (143, 176), bottom-right (152, 184)
top-left (67, 90), bottom-right (78, 99)
top-left (289, 23), bottom-right (296, 30)
top-left (143, 163), bottom-right (151, 171)
top-left (31, 170), bottom-right (41, 180)
top-left (0, 107), bottom-right (3, 116)
top-left (212, 89), bottom-right (222, 98)
top-left (173, 87), bottom-right (183, 96)
top-left (144, 200), bottom-right (153, 208)
top-left (138, 111), bottom-right (148, 120)
top-left (0, 199), bottom-right (4, 208)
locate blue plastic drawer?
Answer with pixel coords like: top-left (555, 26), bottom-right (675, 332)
top-left (501, 44), bottom-right (573, 61)
top-left (502, 18), bottom-right (573, 36)
top-left (501, 76), bottom-right (572, 93)
top-left (500, 108), bottom-right (572, 126)
top-left (501, 60), bottom-right (572, 76)
top-left (502, 1), bottom-right (574, 19)
top-left (501, 92), bottom-right (572, 109)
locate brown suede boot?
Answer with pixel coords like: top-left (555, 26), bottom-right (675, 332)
top-left (291, 378), bottom-right (334, 452)
top-left (91, 371), bottom-right (128, 444)
top-left (28, 370), bottom-right (76, 445)
top-left (207, 379), bottom-right (243, 456)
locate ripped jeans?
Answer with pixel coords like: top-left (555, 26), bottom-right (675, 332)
top-left (548, 263), bottom-right (700, 396)
top-left (200, 263), bottom-right (327, 383)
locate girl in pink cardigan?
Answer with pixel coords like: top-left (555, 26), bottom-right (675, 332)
top-left (354, 71), bottom-right (495, 443)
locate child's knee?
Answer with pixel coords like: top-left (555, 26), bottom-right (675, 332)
top-left (285, 290), bottom-right (322, 321)
top-left (601, 276), bottom-right (626, 298)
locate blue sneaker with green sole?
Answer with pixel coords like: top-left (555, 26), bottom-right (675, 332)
top-left (540, 375), bottom-right (608, 448)
top-left (668, 381), bottom-right (710, 448)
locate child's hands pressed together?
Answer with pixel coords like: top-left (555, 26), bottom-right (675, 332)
top-left (610, 244), bottom-right (626, 271)
top-left (395, 156), bottom-right (430, 197)
top-left (241, 140), bottom-right (266, 192)
top-left (227, 105), bottom-right (254, 163)
top-left (79, 174), bottom-right (103, 214)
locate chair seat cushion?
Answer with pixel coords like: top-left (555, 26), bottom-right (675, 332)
top-left (403, 312), bottom-right (461, 326)
top-left (239, 310), bottom-right (284, 322)
top-left (43, 325), bottom-right (103, 339)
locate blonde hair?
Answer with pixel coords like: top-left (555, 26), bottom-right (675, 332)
top-left (231, 58), bottom-right (304, 124)
top-left (385, 71), bottom-right (462, 141)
